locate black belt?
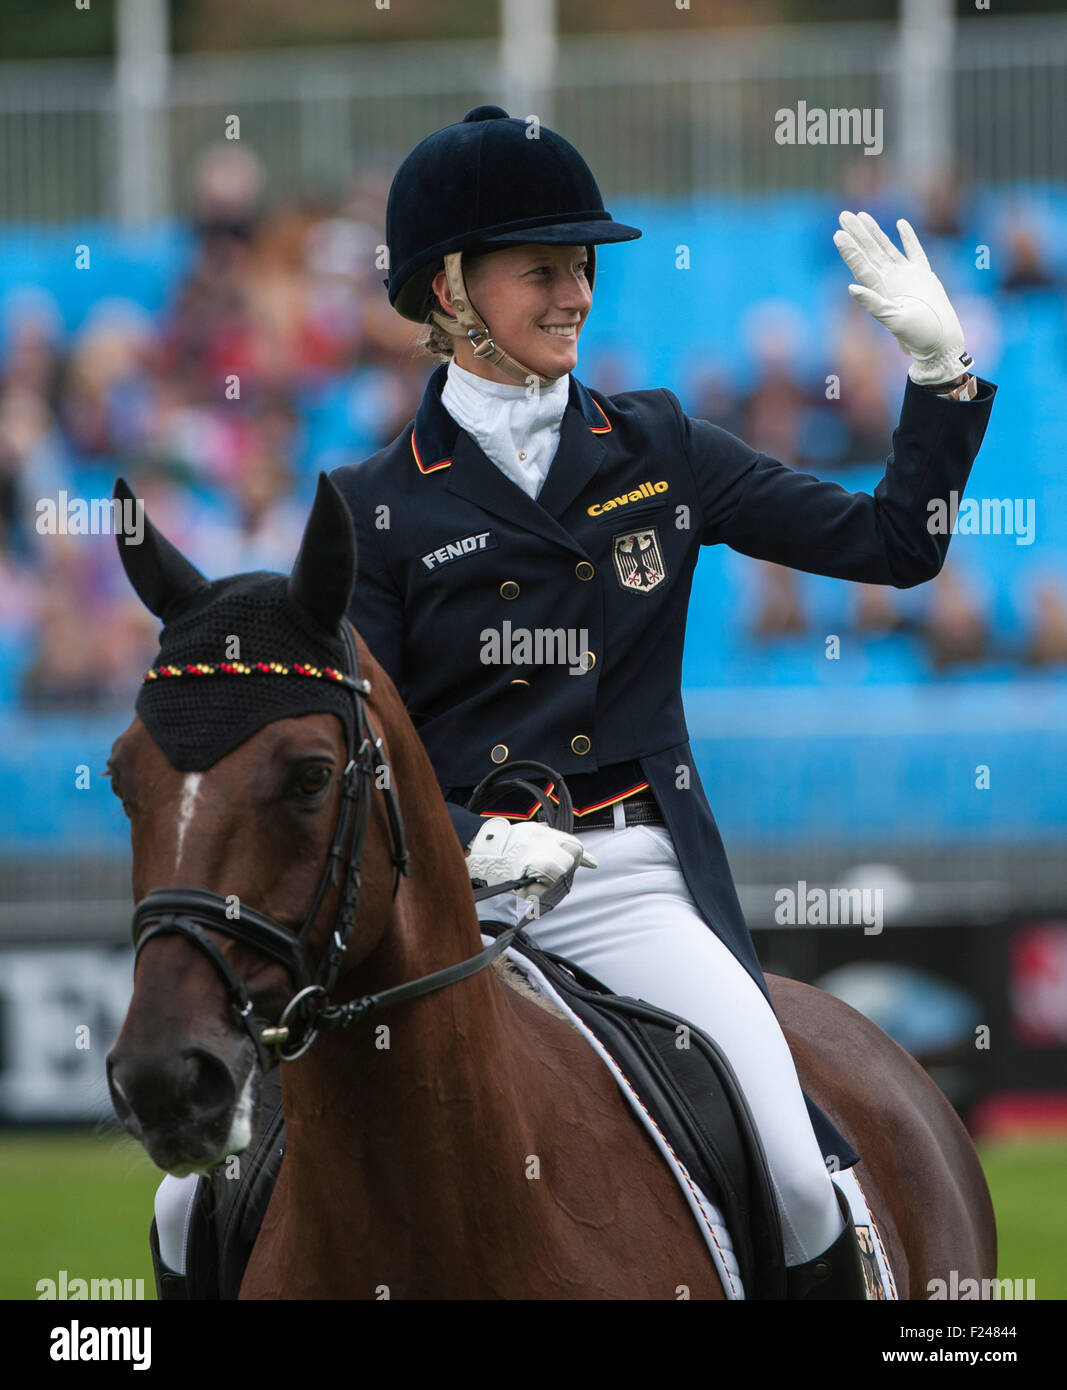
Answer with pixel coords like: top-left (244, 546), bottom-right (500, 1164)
top-left (572, 792), bottom-right (666, 832)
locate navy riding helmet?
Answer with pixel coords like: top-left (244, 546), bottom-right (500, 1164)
top-left (384, 105), bottom-right (642, 324)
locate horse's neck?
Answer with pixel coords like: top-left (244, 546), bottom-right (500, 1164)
top-left (276, 785), bottom-right (546, 1247)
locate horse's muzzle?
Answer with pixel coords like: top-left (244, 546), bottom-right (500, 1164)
top-left (107, 1041), bottom-right (256, 1174)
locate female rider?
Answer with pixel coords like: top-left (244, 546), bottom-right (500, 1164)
top-left (329, 106), bottom-right (994, 1299)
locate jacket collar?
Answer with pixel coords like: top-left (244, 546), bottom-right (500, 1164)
top-left (409, 362), bottom-right (613, 548)
top-left (411, 362), bottom-right (611, 474)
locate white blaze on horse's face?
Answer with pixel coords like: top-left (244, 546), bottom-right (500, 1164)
top-left (174, 773), bottom-right (203, 874)
top-left (223, 1064), bottom-right (257, 1158)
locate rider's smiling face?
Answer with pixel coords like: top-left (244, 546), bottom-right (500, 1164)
top-left (432, 243), bottom-right (592, 384)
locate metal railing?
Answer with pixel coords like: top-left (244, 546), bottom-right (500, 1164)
top-left (1, 16), bottom-right (1066, 224)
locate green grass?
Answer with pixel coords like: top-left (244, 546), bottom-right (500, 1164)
top-left (0, 1128), bottom-right (161, 1301)
top-left (977, 1138), bottom-right (1067, 1299)
top-left (0, 1128), bottom-right (1062, 1299)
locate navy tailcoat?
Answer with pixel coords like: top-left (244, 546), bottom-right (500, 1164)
top-left (331, 362), bottom-right (995, 1164)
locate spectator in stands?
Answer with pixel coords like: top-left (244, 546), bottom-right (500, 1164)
top-left (999, 221), bottom-right (1059, 294)
top-left (833, 341), bottom-right (894, 469)
top-left (160, 144), bottom-right (267, 399)
top-left (60, 302), bottom-right (155, 463)
top-left (1023, 578), bottom-right (1067, 667)
top-left (207, 397), bottom-right (306, 574)
top-left (684, 363), bottom-right (746, 442)
top-left (243, 201), bottom-right (324, 391)
top-left (2, 287), bottom-right (65, 411)
top-left (20, 541), bottom-right (111, 711)
top-left (920, 170), bottom-right (964, 240)
top-left (0, 380), bottom-right (70, 563)
top-left (0, 156), bottom-right (1048, 712)
top-left (828, 311), bottom-right (908, 635)
top-left (736, 301), bottom-right (814, 638)
top-left (920, 564), bottom-right (990, 671)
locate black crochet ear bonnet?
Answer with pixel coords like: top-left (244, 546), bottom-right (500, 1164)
top-left (136, 572), bottom-right (355, 772)
top-left (116, 473), bottom-right (359, 772)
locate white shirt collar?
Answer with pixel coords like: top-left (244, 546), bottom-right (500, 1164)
top-left (441, 357), bottom-right (570, 499)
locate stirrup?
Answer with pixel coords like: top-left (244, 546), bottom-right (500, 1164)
top-left (784, 1182), bottom-right (869, 1300)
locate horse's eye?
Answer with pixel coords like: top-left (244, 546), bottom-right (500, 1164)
top-left (296, 766), bottom-right (332, 796)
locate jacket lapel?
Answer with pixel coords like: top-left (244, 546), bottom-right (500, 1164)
top-left (535, 381), bottom-right (610, 521)
top-left (445, 429), bottom-right (581, 552)
top-left (420, 365), bottom-right (613, 551)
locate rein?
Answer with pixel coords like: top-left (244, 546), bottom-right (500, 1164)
top-left (257, 760), bottom-right (578, 1050)
top-left (129, 625), bottom-right (568, 1064)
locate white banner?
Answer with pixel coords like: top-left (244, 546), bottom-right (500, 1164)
top-left (0, 947), bottom-right (134, 1121)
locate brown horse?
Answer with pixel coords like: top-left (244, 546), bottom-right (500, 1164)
top-left (106, 476), bottom-right (995, 1299)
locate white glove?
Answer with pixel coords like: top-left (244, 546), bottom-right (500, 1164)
top-left (833, 210), bottom-right (973, 387)
top-left (466, 817), bottom-right (597, 902)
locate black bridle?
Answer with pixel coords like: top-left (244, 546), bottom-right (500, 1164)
top-left (130, 622), bottom-right (413, 1064)
top-left (129, 622), bottom-right (571, 1066)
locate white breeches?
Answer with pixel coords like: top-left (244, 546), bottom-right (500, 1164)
top-left (475, 821), bottom-right (846, 1266)
top-left (155, 821), bottom-right (844, 1274)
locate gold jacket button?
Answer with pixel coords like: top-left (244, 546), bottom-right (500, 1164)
top-left (500, 581), bottom-right (520, 600)
top-left (490, 743), bottom-right (509, 763)
top-left (577, 652), bottom-right (596, 672)
top-left (510, 678), bottom-right (531, 687)
top-left (575, 561), bottom-right (595, 581)
top-left (571, 734), bottom-right (591, 755)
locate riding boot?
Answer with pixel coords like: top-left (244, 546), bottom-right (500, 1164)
top-left (149, 1217), bottom-right (189, 1300)
top-left (783, 1181), bottom-right (869, 1300)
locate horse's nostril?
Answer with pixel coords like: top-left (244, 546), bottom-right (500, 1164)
top-left (181, 1048), bottom-right (237, 1123)
top-left (107, 1046), bottom-right (237, 1134)
top-left (106, 1055), bottom-right (134, 1125)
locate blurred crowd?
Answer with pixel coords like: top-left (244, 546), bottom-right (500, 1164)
top-left (680, 165), bottom-right (1067, 672)
top-left (2, 146), bottom-right (1066, 714)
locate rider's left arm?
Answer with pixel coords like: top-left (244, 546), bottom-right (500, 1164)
top-left (671, 371), bottom-right (994, 589)
top-left (668, 213), bottom-right (997, 588)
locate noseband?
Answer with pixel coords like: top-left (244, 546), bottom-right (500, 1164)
top-left (130, 623), bottom-right (410, 1064)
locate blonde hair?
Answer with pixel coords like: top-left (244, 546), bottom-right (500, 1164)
top-left (421, 310), bottom-right (456, 361)
top-left (416, 252), bottom-right (492, 361)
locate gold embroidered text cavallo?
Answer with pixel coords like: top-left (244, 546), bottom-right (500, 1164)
top-left (587, 480), bottom-right (669, 516)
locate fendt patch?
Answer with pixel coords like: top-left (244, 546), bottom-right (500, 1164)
top-left (587, 480), bottom-right (668, 516)
top-left (421, 530), bottom-right (498, 571)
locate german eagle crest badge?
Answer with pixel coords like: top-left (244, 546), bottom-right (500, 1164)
top-left (613, 528), bottom-right (666, 594)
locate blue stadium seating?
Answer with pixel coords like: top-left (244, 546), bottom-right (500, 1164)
top-left (4, 197), bottom-right (1066, 846)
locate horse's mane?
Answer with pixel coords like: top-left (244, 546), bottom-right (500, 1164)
top-left (491, 954), bottom-right (569, 1021)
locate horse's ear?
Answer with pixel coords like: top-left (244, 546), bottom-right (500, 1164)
top-left (288, 473), bottom-right (357, 633)
top-left (113, 477), bottom-right (210, 621)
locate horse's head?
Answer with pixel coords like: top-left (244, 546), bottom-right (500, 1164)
top-left (106, 475), bottom-right (407, 1174)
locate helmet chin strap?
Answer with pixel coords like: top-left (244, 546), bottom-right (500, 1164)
top-left (430, 250), bottom-right (561, 389)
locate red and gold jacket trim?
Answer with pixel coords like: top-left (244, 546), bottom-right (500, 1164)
top-left (480, 780), bottom-right (651, 821)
